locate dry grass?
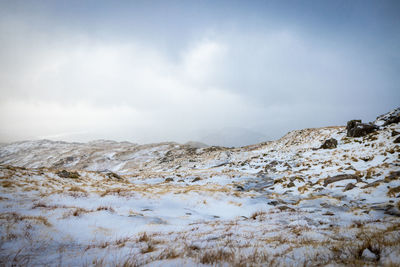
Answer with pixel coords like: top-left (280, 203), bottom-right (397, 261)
top-left (199, 248), bottom-right (234, 264)
top-left (100, 188), bottom-right (133, 197)
top-left (68, 186), bottom-right (87, 193)
top-left (0, 212), bottom-right (52, 227)
top-left (387, 186), bottom-right (400, 197)
top-left (250, 210), bottom-right (267, 221)
top-left (32, 202), bottom-right (67, 210)
top-left (138, 232), bottom-right (150, 242)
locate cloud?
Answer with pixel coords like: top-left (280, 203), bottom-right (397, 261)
top-left (0, 13), bottom-right (399, 146)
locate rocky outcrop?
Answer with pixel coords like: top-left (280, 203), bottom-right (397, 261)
top-left (374, 107), bottom-right (400, 126)
top-left (384, 116), bottom-right (400, 126)
top-left (320, 138), bottom-right (338, 149)
top-left (346, 120), bottom-right (378, 137)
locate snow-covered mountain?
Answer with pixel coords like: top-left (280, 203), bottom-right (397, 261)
top-left (0, 108), bottom-right (399, 266)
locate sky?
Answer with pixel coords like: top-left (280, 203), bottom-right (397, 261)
top-left (0, 0), bottom-right (399, 147)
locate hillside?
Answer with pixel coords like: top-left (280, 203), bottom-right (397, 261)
top-left (0, 108), bottom-right (400, 266)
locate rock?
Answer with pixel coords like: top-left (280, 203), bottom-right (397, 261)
top-left (56, 170), bottom-right (80, 179)
top-left (234, 185), bottom-right (245, 191)
top-left (277, 205), bottom-right (295, 212)
top-left (392, 130), bottom-right (400, 137)
top-left (192, 177), bottom-right (201, 182)
top-left (374, 107), bottom-right (400, 126)
top-left (320, 138), bottom-right (338, 149)
top-left (385, 171), bottom-right (400, 182)
top-left (268, 200), bottom-right (279, 206)
top-left (344, 183), bottom-right (356, 191)
top-left (264, 160), bottom-right (279, 173)
top-left (360, 155), bottom-right (374, 162)
top-left (324, 174), bottom-right (361, 187)
top-left (394, 136), bottom-right (400, 143)
top-left (164, 178), bottom-right (174, 182)
top-left (361, 248), bottom-right (378, 261)
top-left (286, 181), bottom-right (295, 188)
top-left (106, 171), bottom-right (122, 180)
top-left (65, 156), bottom-right (75, 162)
top-left (346, 120), bottom-right (378, 137)
top-left (346, 119), bottom-right (361, 131)
top-left (383, 115), bottom-right (400, 126)
top-left (323, 211), bottom-right (335, 216)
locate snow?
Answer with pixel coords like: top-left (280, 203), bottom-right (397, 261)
top-left (0, 109), bottom-right (400, 266)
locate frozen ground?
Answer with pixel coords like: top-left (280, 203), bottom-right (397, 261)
top-left (0, 109), bottom-right (400, 266)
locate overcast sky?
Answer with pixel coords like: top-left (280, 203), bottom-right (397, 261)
top-left (1, 0), bottom-right (399, 146)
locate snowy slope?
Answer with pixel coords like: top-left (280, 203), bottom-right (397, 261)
top-left (0, 108), bottom-right (399, 266)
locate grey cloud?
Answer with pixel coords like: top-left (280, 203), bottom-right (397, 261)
top-left (0, 1), bottom-right (399, 146)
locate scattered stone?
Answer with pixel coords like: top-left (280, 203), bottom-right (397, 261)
top-left (234, 185), bottom-right (245, 191)
top-left (324, 174), bottom-right (361, 187)
top-left (344, 183), bottom-right (356, 191)
top-left (392, 130), bottom-right (400, 137)
top-left (277, 205), bottom-right (295, 212)
top-left (264, 160), bottom-right (279, 173)
top-left (192, 177), bottom-right (201, 182)
top-left (346, 120), bottom-right (378, 137)
top-left (268, 200), bottom-right (279, 206)
top-left (106, 171), bottom-right (122, 180)
top-left (385, 171), bottom-right (400, 182)
top-left (65, 156), bottom-right (75, 162)
top-left (320, 138), bottom-right (338, 149)
top-left (283, 162), bottom-right (291, 169)
top-left (289, 176), bottom-right (305, 182)
top-left (360, 155), bottom-right (374, 162)
top-left (394, 136), bottom-right (400, 143)
top-left (361, 248), bottom-right (378, 261)
top-left (286, 181), bottom-right (295, 188)
top-left (164, 178), bottom-right (174, 182)
top-left (56, 170), bottom-right (80, 179)
top-left (323, 211), bottom-right (335, 216)
top-left (384, 206), bottom-right (400, 217)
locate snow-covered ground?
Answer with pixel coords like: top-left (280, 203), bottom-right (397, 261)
top-left (1, 108), bottom-right (400, 266)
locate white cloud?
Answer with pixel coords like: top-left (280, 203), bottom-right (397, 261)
top-left (0, 19), bottom-right (398, 145)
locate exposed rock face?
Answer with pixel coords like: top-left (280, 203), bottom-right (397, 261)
top-left (394, 136), bottom-right (400, 143)
top-left (324, 174), bottom-right (361, 187)
top-left (320, 138), bottom-right (338, 149)
top-left (346, 120), bottom-right (378, 137)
